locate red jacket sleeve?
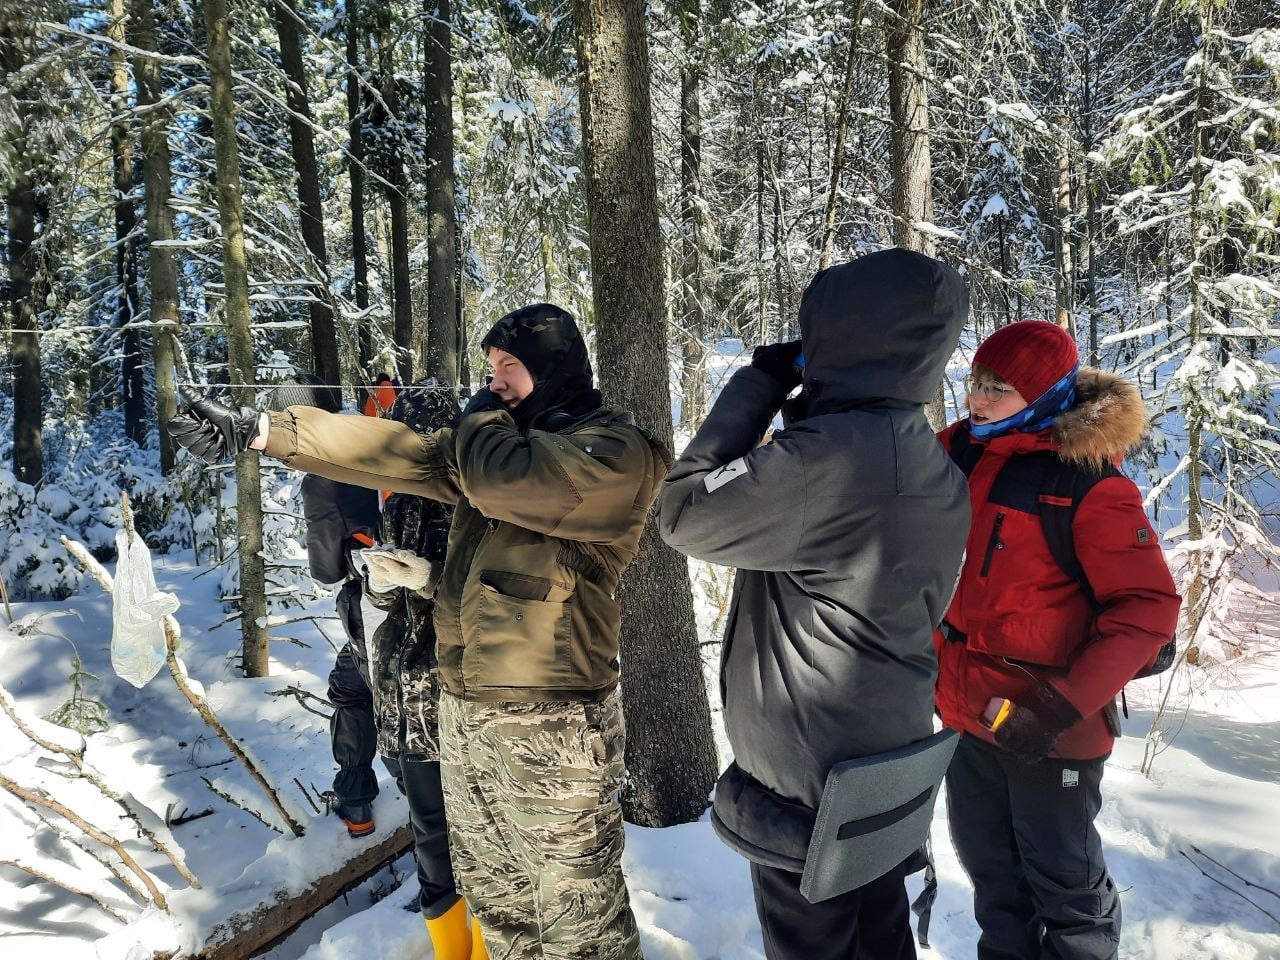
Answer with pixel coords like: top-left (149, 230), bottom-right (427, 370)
top-left (1051, 475), bottom-right (1182, 716)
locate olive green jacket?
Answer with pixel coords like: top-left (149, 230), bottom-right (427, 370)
top-left (265, 404), bottom-right (669, 701)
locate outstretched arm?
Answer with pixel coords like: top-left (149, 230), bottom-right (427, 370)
top-left (262, 405), bottom-right (461, 505)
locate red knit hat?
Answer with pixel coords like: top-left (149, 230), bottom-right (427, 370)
top-left (972, 320), bottom-right (1079, 403)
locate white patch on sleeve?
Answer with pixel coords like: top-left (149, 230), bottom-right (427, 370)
top-left (704, 457), bottom-right (750, 493)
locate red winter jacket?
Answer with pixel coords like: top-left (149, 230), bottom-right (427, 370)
top-left (934, 369), bottom-right (1182, 760)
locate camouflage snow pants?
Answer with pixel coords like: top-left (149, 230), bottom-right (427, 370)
top-left (438, 689), bottom-right (642, 960)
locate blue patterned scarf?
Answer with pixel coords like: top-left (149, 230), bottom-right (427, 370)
top-left (970, 365), bottom-right (1079, 440)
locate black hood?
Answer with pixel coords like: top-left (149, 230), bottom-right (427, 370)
top-left (797, 248), bottom-right (968, 411)
top-left (481, 303), bottom-right (597, 429)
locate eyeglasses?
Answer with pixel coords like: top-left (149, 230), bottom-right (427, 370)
top-left (963, 376), bottom-right (1016, 402)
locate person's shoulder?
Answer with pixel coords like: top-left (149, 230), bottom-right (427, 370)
top-left (568, 409), bottom-right (672, 467)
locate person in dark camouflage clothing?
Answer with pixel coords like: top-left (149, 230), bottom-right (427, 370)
top-left (270, 375), bottom-right (382, 839)
top-left (359, 381), bottom-right (481, 959)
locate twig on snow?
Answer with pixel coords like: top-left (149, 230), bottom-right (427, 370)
top-left (0, 683), bottom-right (201, 888)
top-left (1189, 845), bottom-right (1280, 903)
top-left (201, 777), bottom-right (283, 834)
top-left (0, 772), bottom-right (168, 909)
top-left (267, 684), bottom-right (333, 719)
top-left (30, 806), bottom-right (151, 906)
top-left (293, 778), bottom-right (321, 815)
top-left (1180, 850), bottom-right (1280, 927)
top-left (0, 859), bottom-right (130, 923)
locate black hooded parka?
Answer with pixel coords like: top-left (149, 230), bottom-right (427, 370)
top-left (659, 248), bottom-right (972, 870)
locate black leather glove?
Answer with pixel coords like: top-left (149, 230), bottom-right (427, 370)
top-left (751, 340), bottom-right (804, 390)
top-left (168, 389), bottom-right (262, 463)
top-left (461, 385), bottom-right (504, 418)
top-left (993, 684), bottom-right (1081, 763)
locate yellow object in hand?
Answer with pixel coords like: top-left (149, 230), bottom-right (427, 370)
top-left (982, 697), bottom-right (1014, 732)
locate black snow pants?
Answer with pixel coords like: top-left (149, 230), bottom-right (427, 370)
top-left (750, 857), bottom-right (917, 960)
top-left (381, 753), bottom-right (458, 918)
top-left (330, 579), bottom-right (457, 917)
top-left (327, 579), bottom-right (379, 806)
top-left (946, 734), bottom-right (1120, 960)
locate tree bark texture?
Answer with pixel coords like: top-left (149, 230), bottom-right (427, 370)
top-left (376, 4), bottom-right (414, 384)
top-left (1, 17), bottom-right (44, 486)
top-left (272, 0), bottom-right (341, 388)
top-left (422, 0), bottom-right (458, 385)
top-left (575, 0), bottom-right (718, 828)
top-left (108, 0), bottom-right (147, 446)
top-left (197, 826), bottom-right (413, 959)
top-left (345, 0), bottom-right (373, 405)
top-left (886, 0), bottom-right (933, 258)
top-left (203, 0), bottom-right (270, 677)
top-left (677, 4), bottom-right (705, 427)
top-left (886, 0), bottom-right (947, 429)
top-left (819, 0), bottom-right (861, 271)
top-left (132, 0), bottom-right (181, 473)
top-left (1055, 124), bottom-right (1074, 332)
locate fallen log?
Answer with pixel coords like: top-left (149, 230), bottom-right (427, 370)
top-left (192, 823), bottom-right (414, 960)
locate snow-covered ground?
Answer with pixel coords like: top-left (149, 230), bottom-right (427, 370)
top-left (3, 540), bottom-right (1278, 960)
top-left (3, 338), bottom-right (1278, 959)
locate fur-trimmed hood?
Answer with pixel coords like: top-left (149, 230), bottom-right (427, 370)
top-left (1053, 368), bottom-right (1148, 471)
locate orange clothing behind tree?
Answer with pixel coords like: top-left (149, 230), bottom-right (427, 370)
top-left (362, 376), bottom-right (397, 419)
top-left (362, 374), bottom-right (398, 503)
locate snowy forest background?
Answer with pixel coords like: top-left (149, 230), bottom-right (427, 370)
top-left (1, 0), bottom-right (1279, 956)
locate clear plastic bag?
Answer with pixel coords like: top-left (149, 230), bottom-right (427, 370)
top-left (110, 530), bottom-right (181, 688)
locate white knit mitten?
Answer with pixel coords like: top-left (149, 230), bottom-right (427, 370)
top-left (360, 548), bottom-right (433, 593)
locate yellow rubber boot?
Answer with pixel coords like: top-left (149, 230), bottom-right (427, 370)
top-left (424, 897), bottom-right (471, 960)
top-left (470, 915), bottom-right (490, 960)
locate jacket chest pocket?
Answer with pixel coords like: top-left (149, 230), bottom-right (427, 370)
top-left (465, 579), bottom-right (572, 688)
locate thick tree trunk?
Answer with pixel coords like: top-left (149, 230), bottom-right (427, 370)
top-left (132, 0), bottom-right (181, 473)
top-left (886, 0), bottom-right (946, 428)
top-left (575, 0), bottom-right (717, 827)
top-left (109, 0), bottom-right (147, 446)
top-left (677, 5), bottom-right (705, 427)
top-left (886, 0), bottom-right (933, 258)
top-left (422, 0), bottom-right (458, 385)
top-left (273, 0), bottom-right (341, 387)
top-left (376, 4), bottom-right (414, 384)
top-left (1, 17), bottom-right (44, 486)
top-left (346, 0), bottom-right (372, 406)
top-left (203, 0), bottom-right (270, 677)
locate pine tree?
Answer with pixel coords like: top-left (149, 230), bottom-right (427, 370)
top-left (575, 0), bottom-right (717, 826)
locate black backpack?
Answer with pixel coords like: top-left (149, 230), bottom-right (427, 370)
top-left (948, 425), bottom-right (1177, 680)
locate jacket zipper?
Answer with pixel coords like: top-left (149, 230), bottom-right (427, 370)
top-left (980, 512), bottom-right (1005, 577)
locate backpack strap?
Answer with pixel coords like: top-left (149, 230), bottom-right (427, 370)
top-left (1037, 458), bottom-right (1119, 609)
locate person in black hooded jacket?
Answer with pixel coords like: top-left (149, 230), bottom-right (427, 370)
top-left (659, 248), bottom-right (972, 960)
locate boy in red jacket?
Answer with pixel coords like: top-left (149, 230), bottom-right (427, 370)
top-left (935, 321), bottom-right (1181, 960)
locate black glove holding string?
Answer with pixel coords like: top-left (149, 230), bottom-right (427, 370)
top-left (751, 340), bottom-right (804, 392)
top-left (992, 684), bottom-right (1081, 763)
top-left (168, 389), bottom-right (263, 463)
